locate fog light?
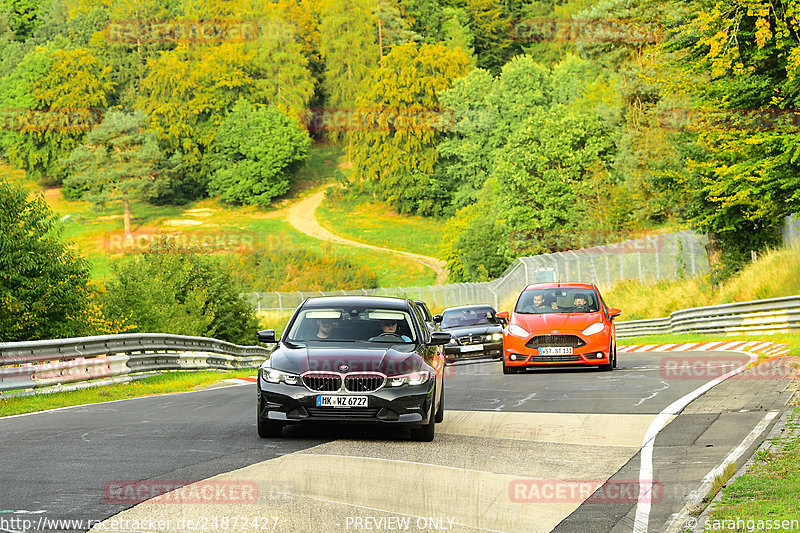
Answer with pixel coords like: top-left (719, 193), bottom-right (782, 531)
top-left (596, 353), bottom-right (604, 359)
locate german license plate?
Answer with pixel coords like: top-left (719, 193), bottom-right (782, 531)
top-left (460, 344), bottom-right (483, 353)
top-left (316, 396), bottom-right (368, 408)
top-left (539, 347), bottom-right (573, 356)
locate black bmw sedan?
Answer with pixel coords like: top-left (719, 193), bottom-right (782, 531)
top-left (256, 296), bottom-right (451, 441)
top-left (436, 304), bottom-right (505, 360)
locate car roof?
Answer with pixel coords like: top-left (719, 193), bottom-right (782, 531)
top-left (442, 304), bottom-right (497, 312)
top-left (522, 282), bottom-right (596, 291)
top-left (302, 295), bottom-right (411, 310)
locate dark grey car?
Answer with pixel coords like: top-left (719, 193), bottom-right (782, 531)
top-left (435, 304), bottom-right (505, 360)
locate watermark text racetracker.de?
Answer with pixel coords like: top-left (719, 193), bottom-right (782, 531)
top-left (105, 20), bottom-right (259, 43)
top-left (0, 515), bottom-right (283, 532)
top-left (660, 356), bottom-right (800, 381)
top-left (508, 479), bottom-right (663, 503)
top-left (0, 107), bottom-right (102, 132)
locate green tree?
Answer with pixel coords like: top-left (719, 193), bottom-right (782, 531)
top-left (319, 0), bottom-right (378, 140)
top-left (0, 179), bottom-right (92, 341)
top-left (441, 192), bottom-right (514, 282)
top-left (351, 42), bottom-right (469, 215)
top-left (375, 0), bottom-right (419, 64)
top-left (669, 0), bottom-right (800, 276)
top-left (494, 104), bottom-right (615, 255)
top-left (100, 238), bottom-right (259, 345)
top-left (63, 110), bottom-right (171, 237)
top-left (464, 0), bottom-right (516, 73)
top-left (2, 0), bottom-right (41, 40)
top-left (0, 46), bottom-right (113, 186)
top-left (441, 7), bottom-right (475, 65)
top-left (437, 56), bottom-right (553, 210)
top-left (207, 100), bottom-right (310, 207)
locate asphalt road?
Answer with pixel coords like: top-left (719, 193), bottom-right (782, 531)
top-left (0, 350), bottom-right (793, 533)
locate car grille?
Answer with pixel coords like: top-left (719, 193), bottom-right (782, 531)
top-left (458, 334), bottom-right (485, 346)
top-left (301, 372), bottom-right (386, 393)
top-left (302, 373), bottom-right (342, 392)
top-left (306, 408), bottom-right (380, 419)
top-left (530, 355), bottom-right (583, 362)
top-left (526, 335), bottom-right (586, 349)
top-left (344, 373), bottom-right (385, 393)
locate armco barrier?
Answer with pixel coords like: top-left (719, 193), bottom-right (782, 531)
top-left (0, 333), bottom-right (270, 394)
top-left (616, 295), bottom-right (800, 338)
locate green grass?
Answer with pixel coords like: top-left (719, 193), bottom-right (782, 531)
top-left (317, 192), bottom-right (445, 260)
top-left (604, 247), bottom-right (800, 320)
top-left (704, 401), bottom-right (800, 532)
top-left (705, 463), bottom-right (737, 504)
top-left (0, 369), bottom-right (257, 417)
top-left (0, 141), bottom-right (437, 288)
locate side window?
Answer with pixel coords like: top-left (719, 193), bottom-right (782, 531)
top-left (595, 288), bottom-right (608, 316)
top-left (411, 304), bottom-right (430, 341)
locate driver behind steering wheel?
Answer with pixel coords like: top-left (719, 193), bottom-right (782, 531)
top-left (379, 319), bottom-right (411, 341)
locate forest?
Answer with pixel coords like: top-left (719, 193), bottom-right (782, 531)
top-left (1, 0), bottom-right (799, 341)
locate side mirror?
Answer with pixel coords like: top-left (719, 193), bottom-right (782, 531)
top-left (496, 311), bottom-right (509, 325)
top-left (608, 308), bottom-right (622, 320)
top-left (430, 331), bottom-right (451, 346)
top-left (257, 329), bottom-right (277, 343)
top-left (433, 314), bottom-right (443, 324)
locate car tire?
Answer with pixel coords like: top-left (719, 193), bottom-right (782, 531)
top-left (503, 360), bottom-right (513, 374)
top-left (411, 405), bottom-right (436, 442)
top-left (435, 386), bottom-right (444, 423)
top-left (257, 411), bottom-right (283, 438)
top-left (612, 343), bottom-right (618, 368)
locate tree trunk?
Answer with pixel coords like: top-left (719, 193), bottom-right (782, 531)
top-left (378, 16), bottom-right (384, 68)
top-left (123, 196), bottom-right (131, 238)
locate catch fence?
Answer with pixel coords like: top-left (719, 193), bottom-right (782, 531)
top-left (245, 230), bottom-right (709, 313)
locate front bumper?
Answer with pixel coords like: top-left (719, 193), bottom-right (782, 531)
top-left (444, 340), bottom-right (504, 359)
top-left (503, 333), bottom-right (610, 367)
top-left (257, 379), bottom-right (434, 426)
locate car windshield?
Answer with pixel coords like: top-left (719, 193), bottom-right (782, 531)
top-left (515, 288), bottom-right (600, 314)
top-left (441, 307), bottom-right (497, 328)
top-left (286, 307), bottom-right (417, 344)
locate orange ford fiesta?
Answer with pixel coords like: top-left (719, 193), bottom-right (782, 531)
top-left (497, 283), bottom-right (621, 374)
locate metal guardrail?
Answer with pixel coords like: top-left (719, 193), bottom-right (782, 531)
top-left (616, 295), bottom-right (800, 338)
top-left (0, 333), bottom-right (270, 394)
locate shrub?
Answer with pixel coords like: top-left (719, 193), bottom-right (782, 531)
top-left (100, 238), bottom-right (259, 345)
top-left (0, 179), bottom-right (94, 341)
top-left (207, 100), bottom-right (310, 206)
top-left (227, 238), bottom-right (378, 292)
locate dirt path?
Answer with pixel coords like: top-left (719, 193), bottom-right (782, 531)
top-left (286, 187), bottom-right (448, 284)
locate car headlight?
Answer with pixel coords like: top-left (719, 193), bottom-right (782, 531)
top-left (507, 324), bottom-right (529, 337)
top-left (489, 333), bottom-right (503, 341)
top-left (260, 367), bottom-right (301, 385)
top-left (389, 371), bottom-right (431, 387)
top-left (581, 322), bottom-right (605, 336)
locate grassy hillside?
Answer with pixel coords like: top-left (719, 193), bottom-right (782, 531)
top-left (317, 193), bottom-right (444, 259)
top-left (603, 247), bottom-right (800, 320)
top-left (0, 143), bottom-right (437, 288)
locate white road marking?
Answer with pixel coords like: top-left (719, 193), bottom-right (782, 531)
top-left (632, 350), bottom-right (758, 533)
top-left (664, 410), bottom-right (779, 533)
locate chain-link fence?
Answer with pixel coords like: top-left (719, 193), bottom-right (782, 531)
top-left (244, 230), bottom-right (709, 313)
top-left (785, 214), bottom-right (800, 248)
